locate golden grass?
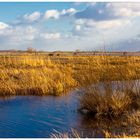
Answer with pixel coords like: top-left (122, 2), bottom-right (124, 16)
top-left (51, 129), bottom-right (81, 138)
top-left (0, 55), bottom-right (77, 96)
top-left (0, 54), bottom-right (140, 96)
top-left (103, 110), bottom-right (140, 138)
top-left (51, 110), bottom-right (140, 138)
top-left (1, 53), bottom-right (140, 138)
top-left (80, 81), bottom-right (140, 118)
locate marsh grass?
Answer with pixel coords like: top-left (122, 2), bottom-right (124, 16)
top-left (0, 54), bottom-right (140, 96)
top-left (103, 110), bottom-right (140, 138)
top-left (51, 110), bottom-right (140, 138)
top-left (0, 53), bottom-right (140, 138)
top-left (78, 80), bottom-right (140, 137)
top-left (80, 80), bottom-right (140, 119)
top-left (51, 129), bottom-right (81, 138)
top-left (75, 55), bottom-right (140, 137)
top-left (0, 55), bottom-right (77, 96)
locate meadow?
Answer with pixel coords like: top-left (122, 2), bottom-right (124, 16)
top-left (0, 52), bottom-right (140, 137)
top-left (0, 52), bottom-right (140, 96)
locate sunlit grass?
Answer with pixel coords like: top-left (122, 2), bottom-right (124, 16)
top-left (0, 53), bottom-right (140, 96)
top-left (80, 80), bottom-right (140, 118)
top-left (0, 53), bottom-right (140, 137)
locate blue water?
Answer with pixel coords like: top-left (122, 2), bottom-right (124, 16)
top-left (0, 91), bottom-right (91, 138)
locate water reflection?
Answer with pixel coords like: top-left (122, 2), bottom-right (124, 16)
top-left (0, 96), bottom-right (16, 101)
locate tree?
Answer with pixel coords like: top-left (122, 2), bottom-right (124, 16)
top-left (27, 47), bottom-right (37, 53)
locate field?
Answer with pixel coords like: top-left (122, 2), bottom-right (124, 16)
top-left (0, 51), bottom-right (140, 96)
top-left (0, 51), bottom-right (140, 137)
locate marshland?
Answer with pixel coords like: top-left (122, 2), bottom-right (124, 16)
top-left (0, 51), bottom-right (140, 138)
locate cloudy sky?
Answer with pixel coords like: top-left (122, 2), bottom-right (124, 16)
top-left (0, 2), bottom-right (140, 51)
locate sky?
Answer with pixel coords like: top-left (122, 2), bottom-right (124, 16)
top-left (0, 2), bottom-right (140, 51)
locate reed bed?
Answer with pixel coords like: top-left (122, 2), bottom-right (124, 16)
top-left (0, 53), bottom-right (140, 137)
top-left (0, 54), bottom-right (140, 96)
top-left (51, 110), bottom-right (140, 138)
top-left (77, 56), bottom-right (140, 137)
top-left (0, 55), bottom-right (77, 96)
top-left (80, 81), bottom-right (140, 118)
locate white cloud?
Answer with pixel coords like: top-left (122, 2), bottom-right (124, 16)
top-left (23, 11), bottom-right (41, 22)
top-left (61, 8), bottom-right (77, 16)
top-left (40, 32), bottom-right (61, 39)
top-left (95, 20), bottom-right (121, 29)
top-left (110, 3), bottom-right (140, 17)
top-left (0, 22), bottom-right (9, 30)
top-left (13, 8), bottom-right (77, 25)
top-left (75, 17), bottom-right (131, 30)
top-left (75, 25), bottom-right (81, 31)
top-left (0, 3), bottom-right (140, 51)
top-left (0, 25), bottom-right (37, 44)
top-left (75, 19), bottom-right (85, 25)
top-left (92, 19), bottom-right (131, 29)
top-left (44, 8), bottom-right (77, 20)
top-left (75, 3), bottom-right (140, 21)
top-left (44, 10), bottom-right (60, 19)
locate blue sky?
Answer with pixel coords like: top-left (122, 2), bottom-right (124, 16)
top-left (0, 2), bottom-right (140, 51)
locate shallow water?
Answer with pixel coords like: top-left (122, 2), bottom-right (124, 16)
top-left (0, 91), bottom-right (95, 138)
top-left (0, 80), bottom-right (139, 138)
